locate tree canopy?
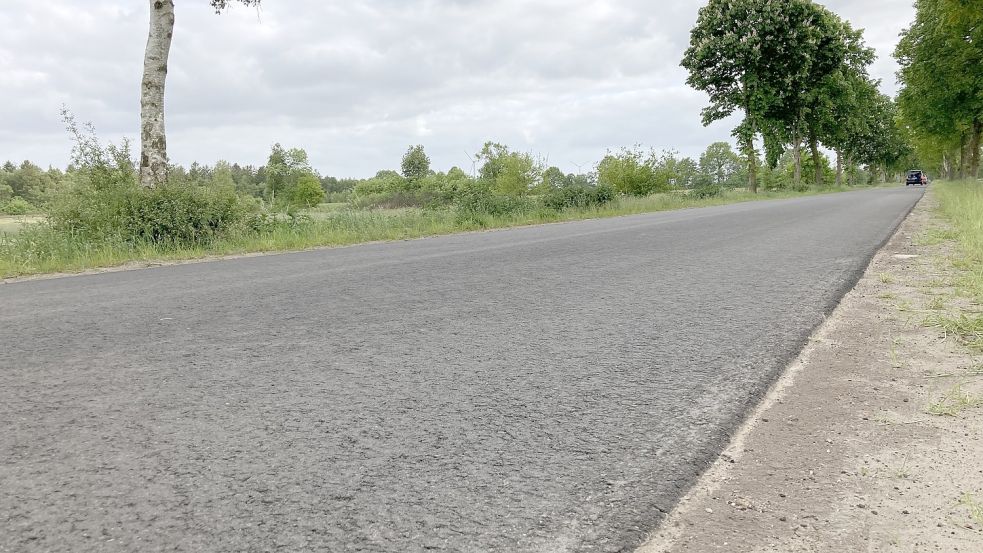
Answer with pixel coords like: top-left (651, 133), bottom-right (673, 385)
top-left (895, 0), bottom-right (983, 178)
top-left (682, 0), bottom-right (902, 190)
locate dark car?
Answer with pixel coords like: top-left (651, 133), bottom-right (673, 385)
top-left (905, 170), bottom-right (927, 186)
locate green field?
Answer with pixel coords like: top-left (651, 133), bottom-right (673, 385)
top-left (0, 215), bottom-right (43, 236)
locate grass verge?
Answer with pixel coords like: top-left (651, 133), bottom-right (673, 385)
top-left (0, 185), bottom-right (864, 279)
top-left (931, 180), bottom-right (983, 350)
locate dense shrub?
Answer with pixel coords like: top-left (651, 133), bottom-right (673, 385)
top-left (475, 142), bottom-right (539, 196)
top-left (48, 181), bottom-right (261, 245)
top-left (418, 169), bottom-right (473, 206)
top-left (691, 183), bottom-right (724, 199)
top-left (1, 197), bottom-right (34, 215)
top-left (292, 174), bottom-right (326, 207)
top-left (597, 147), bottom-right (674, 196)
top-left (35, 113), bottom-right (264, 246)
top-left (454, 181), bottom-right (536, 223)
top-left (541, 183), bottom-right (615, 210)
top-left (351, 190), bottom-right (436, 209)
top-left (324, 191), bottom-right (351, 204)
top-left (353, 171), bottom-right (411, 197)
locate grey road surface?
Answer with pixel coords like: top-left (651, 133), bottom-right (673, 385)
top-left (0, 188), bottom-right (922, 552)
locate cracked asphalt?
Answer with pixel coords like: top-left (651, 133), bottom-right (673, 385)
top-left (0, 188), bottom-right (922, 552)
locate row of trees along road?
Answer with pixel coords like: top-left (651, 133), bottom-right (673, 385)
top-left (681, 0), bottom-right (911, 192)
top-left (895, 0), bottom-right (983, 180)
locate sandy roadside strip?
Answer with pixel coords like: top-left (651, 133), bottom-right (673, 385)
top-left (638, 189), bottom-right (983, 552)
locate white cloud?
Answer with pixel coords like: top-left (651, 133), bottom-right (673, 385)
top-left (0, 0), bottom-right (915, 177)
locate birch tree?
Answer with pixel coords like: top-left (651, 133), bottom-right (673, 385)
top-left (140, 0), bottom-right (260, 188)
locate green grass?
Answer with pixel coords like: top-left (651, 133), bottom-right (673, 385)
top-left (915, 226), bottom-right (959, 246)
top-left (930, 181), bottom-right (983, 350)
top-left (925, 313), bottom-right (983, 350)
top-left (959, 493), bottom-right (983, 526)
top-left (0, 184), bottom-right (867, 279)
top-left (927, 296), bottom-right (947, 311)
top-left (926, 384), bottom-right (982, 417)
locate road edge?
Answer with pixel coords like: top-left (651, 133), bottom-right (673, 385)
top-left (635, 188), bottom-right (927, 551)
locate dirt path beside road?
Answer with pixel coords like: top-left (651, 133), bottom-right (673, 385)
top-left (639, 190), bottom-right (983, 552)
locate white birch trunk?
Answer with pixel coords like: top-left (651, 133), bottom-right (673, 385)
top-left (140, 0), bottom-right (175, 188)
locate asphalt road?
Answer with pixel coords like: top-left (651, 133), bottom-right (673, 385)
top-left (0, 188), bottom-right (922, 552)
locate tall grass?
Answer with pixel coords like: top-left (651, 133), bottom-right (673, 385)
top-left (932, 180), bottom-right (983, 349)
top-left (0, 184), bottom-right (860, 279)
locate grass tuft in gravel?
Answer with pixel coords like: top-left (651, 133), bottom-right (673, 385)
top-left (926, 384), bottom-right (982, 417)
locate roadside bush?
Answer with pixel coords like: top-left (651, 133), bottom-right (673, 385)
top-left (353, 171), bottom-right (412, 197)
top-left (130, 185), bottom-right (261, 243)
top-left (48, 180), bottom-right (261, 245)
top-left (36, 112), bottom-right (264, 246)
top-left (597, 147), bottom-right (673, 196)
top-left (541, 183), bottom-right (615, 210)
top-left (324, 191), bottom-right (351, 204)
top-left (351, 190), bottom-right (435, 210)
top-left (454, 181), bottom-right (536, 224)
top-left (418, 170), bottom-right (473, 206)
top-left (691, 183), bottom-right (724, 199)
top-left (1, 197), bottom-right (34, 215)
top-left (475, 142), bottom-right (539, 196)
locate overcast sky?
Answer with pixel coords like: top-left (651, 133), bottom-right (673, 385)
top-left (0, 0), bottom-right (915, 177)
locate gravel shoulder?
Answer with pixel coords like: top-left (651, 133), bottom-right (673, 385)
top-left (638, 189), bottom-right (983, 552)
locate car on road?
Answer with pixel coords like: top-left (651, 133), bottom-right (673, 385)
top-left (905, 170), bottom-right (928, 186)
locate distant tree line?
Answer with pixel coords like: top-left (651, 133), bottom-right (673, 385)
top-left (2, 135), bottom-right (874, 216)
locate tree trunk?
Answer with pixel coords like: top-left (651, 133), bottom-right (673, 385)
top-left (809, 131), bottom-right (821, 188)
top-left (845, 154), bottom-right (854, 186)
top-left (140, 0), bottom-right (175, 188)
top-left (970, 119), bottom-right (982, 179)
top-left (793, 131), bottom-right (802, 187)
top-left (835, 150), bottom-right (843, 187)
top-left (740, 81), bottom-right (757, 194)
top-left (959, 132), bottom-right (968, 180)
top-left (744, 134), bottom-right (757, 194)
